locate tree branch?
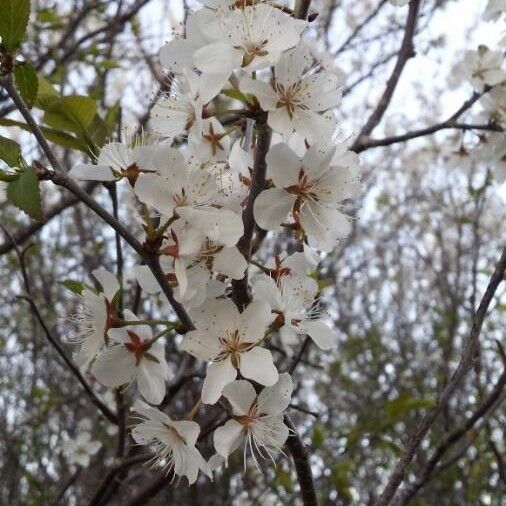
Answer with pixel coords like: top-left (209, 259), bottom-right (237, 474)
top-left (355, 87), bottom-right (498, 152)
top-left (231, 122), bottom-right (272, 310)
top-left (398, 355), bottom-right (506, 505)
top-left (285, 416), bottom-right (318, 506)
top-left (373, 246), bottom-right (506, 506)
top-left (0, 73), bottom-right (195, 333)
top-left (352, 0), bottom-right (421, 149)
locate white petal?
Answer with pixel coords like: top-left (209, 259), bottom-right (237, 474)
top-left (194, 42), bottom-right (242, 75)
top-left (189, 298), bottom-right (239, 334)
top-left (212, 247), bottom-right (247, 280)
top-left (213, 419), bottom-right (244, 460)
top-left (133, 265), bottom-right (161, 294)
top-left (134, 174), bottom-right (174, 216)
top-left (174, 258), bottom-right (189, 297)
top-left (137, 361), bottom-right (167, 405)
top-left (239, 77), bottom-right (278, 110)
top-left (302, 72), bottom-right (342, 111)
top-left (171, 420), bottom-right (201, 447)
top-left (300, 204), bottom-right (351, 252)
top-left (257, 373), bottom-right (293, 415)
top-left (177, 207), bottom-right (243, 247)
top-left (91, 346), bottom-right (135, 387)
top-left (202, 358), bottom-right (237, 404)
top-left (252, 274), bottom-right (283, 310)
top-left (181, 330), bottom-right (222, 360)
top-left (299, 319), bottom-right (336, 350)
top-left (159, 39), bottom-right (194, 72)
top-left (266, 143), bottom-right (301, 188)
top-left (238, 299), bottom-right (274, 342)
top-left (253, 188), bottom-right (294, 230)
top-left (91, 268), bottom-right (120, 300)
top-left (222, 380), bottom-right (257, 415)
top-left (268, 107), bottom-right (294, 136)
top-left (239, 347), bottom-right (278, 386)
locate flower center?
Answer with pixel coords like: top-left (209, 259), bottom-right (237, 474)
top-left (124, 330), bottom-right (150, 365)
top-left (217, 329), bottom-right (255, 368)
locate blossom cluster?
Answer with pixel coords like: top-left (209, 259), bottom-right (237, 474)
top-left (67, 0), bottom-right (360, 482)
top-left (447, 6), bottom-right (506, 183)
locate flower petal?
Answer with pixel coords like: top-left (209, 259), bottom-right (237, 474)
top-left (92, 268), bottom-right (119, 300)
top-left (299, 319), bottom-right (336, 350)
top-left (253, 188), bottom-right (293, 230)
top-left (212, 246), bottom-right (247, 280)
top-left (257, 372), bottom-right (293, 415)
top-left (222, 380), bottom-right (257, 416)
top-left (239, 347), bottom-right (278, 386)
top-left (202, 358), bottom-right (237, 404)
top-left (266, 143), bottom-right (301, 188)
top-left (213, 419), bottom-right (244, 460)
top-left (91, 346), bottom-right (135, 387)
top-left (181, 330), bottom-right (222, 360)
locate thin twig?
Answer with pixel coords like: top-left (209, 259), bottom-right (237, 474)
top-left (373, 246), bottom-right (506, 506)
top-left (352, 0), bottom-right (421, 149)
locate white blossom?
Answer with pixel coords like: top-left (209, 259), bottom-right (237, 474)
top-left (131, 400), bottom-right (207, 484)
top-left (92, 311), bottom-right (170, 405)
top-left (213, 374), bottom-right (292, 467)
top-left (240, 44), bottom-right (341, 140)
top-left (134, 147), bottom-right (244, 247)
top-left (253, 273), bottom-right (336, 352)
top-left (182, 299), bottom-right (278, 404)
top-left (151, 70), bottom-right (205, 140)
top-left (192, 4), bottom-right (306, 96)
top-left (458, 46), bottom-right (506, 91)
top-left (72, 268), bottom-right (120, 367)
top-left (63, 431), bottom-right (102, 467)
top-left (69, 136), bottom-right (167, 185)
top-left (254, 142), bottom-right (361, 251)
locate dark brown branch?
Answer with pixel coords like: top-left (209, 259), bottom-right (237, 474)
top-left (355, 87), bottom-right (498, 152)
top-left (87, 453), bottom-right (153, 506)
top-left (352, 0), bottom-right (421, 150)
top-left (294, 0), bottom-right (312, 20)
top-left (231, 122), bottom-right (272, 310)
top-left (373, 246), bottom-right (506, 506)
top-left (285, 416), bottom-right (318, 506)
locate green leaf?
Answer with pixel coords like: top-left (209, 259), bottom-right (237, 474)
top-left (0, 170), bottom-right (18, 182)
top-left (273, 468), bottom-right (292, 492)
top-left (100, 58), bottom-right (120, 70)
top-left (0, 118), bottom-right (87, 152)
top-left (311, 423), bottom-right (325, 450)
top-left (7, 166), bottom-right (42, 220)
top-left (317, 278), bottom-right (334, 291)
top-left (385, 393), bottom-right (434, 420)
top-left (221, 88), bottom-right (249, 102)
top-left (43, 95), bottom-right (97, 134)
top-left (0, 134), bottom-right (21, 167)
top-left (36, 8), bottom-right (63, 29)
top-left (14, 62), bottom-right (38, 109)
top-left (59, 280), bottom-right (87, 295)
top-left (0, 0), bottom-right (31, 53)
top-left (35, 74), bottom-right (59, 109)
